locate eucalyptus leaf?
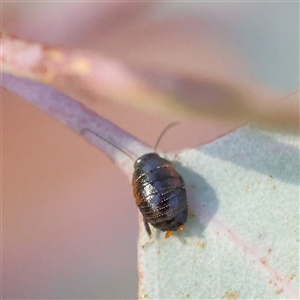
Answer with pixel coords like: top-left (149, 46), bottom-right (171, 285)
top-left (138, 126), bottom-right (299, 299)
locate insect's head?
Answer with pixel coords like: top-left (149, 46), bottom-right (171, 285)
top-left (134, 153), bottom-right (161, 170)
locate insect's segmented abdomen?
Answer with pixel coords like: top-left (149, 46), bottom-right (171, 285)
top-left (133, 165), bottom-right (187, 230)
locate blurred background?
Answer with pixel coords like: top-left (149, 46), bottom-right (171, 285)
top-left (2, 2), bottom-right (299, 299)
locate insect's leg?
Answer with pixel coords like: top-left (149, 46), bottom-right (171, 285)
top-left (142, 219), bottom-right (153, 249)
top-left (172, 154), bottom-right (179, 162)
top-left (143, 219), bottom-right (152, 237)
top-left (165, 225), bottom-right (184, 238)
top-left (165, 231), bottom-right (173, 238)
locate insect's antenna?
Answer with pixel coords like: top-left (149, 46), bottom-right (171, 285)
top-left (81, 128), bottom-right (136, 162)
top-left (154, 122), bottom-right (180, 152)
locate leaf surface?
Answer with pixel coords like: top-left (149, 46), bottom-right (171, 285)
top-left (138, 126), bottom-right (299, 299)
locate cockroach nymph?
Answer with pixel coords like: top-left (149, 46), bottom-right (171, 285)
top-left (82, 123), bottom-right (188, 239)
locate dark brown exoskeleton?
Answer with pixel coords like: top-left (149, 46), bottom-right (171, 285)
top-left (132, 152), bottom-right (187, 238)
top-left (81, 123), bottom-right (188, 239)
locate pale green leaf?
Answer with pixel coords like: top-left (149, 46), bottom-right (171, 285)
top-left (138, 126), bottom-right (299, 299)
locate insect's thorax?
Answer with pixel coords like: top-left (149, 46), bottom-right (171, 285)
top-left (132, 153), bottom-right (182, 206)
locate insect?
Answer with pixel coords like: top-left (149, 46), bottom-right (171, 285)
top-left (82, 123), bottom-right (188, 239)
